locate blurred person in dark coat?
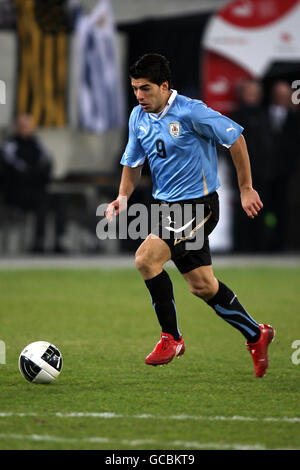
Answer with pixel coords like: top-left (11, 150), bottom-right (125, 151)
top-left (230, 79), bottom-right (272, 252)
top-left (265, 81), bottom-right (300, 251)
top-left (286, 94), bottom-right (300, 251)
top-left (0, 114), bottom-right (65, 253)
top-left (231, 79), bottom-right (299, 252)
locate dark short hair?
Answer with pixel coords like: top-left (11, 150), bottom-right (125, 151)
top-left (129, 53), bottom-right (172, 89)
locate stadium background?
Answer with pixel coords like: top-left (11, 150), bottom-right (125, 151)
top-left (0, 0), bottom-right (299, 257)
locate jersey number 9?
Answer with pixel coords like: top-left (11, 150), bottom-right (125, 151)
top-left (156, 139), bottom-right (167, 159)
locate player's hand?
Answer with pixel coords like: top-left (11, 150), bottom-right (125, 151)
top-left (240, 188), bottom-right (263, 219)
top-left (105, 196), bottom-right (128, 222)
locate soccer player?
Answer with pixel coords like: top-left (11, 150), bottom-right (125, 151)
top-left (106, 53), bottom-right (274, 377)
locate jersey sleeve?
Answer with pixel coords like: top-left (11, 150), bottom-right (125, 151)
top-left (120, 109), bottom-right (146, 168)
top-left (190, 101), bottom-right (244, 148)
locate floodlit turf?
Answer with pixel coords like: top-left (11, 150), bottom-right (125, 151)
top-left (0, 265), bottom-right (299, 450)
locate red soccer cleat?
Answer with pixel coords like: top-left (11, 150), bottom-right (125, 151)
top-left (145, 332), bottom-right (185, 366)
top-left (246, 323), bottom-right (275, 377)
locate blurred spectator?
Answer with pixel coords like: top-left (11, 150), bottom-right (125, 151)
top-left (286, 94), bottom-right (300, 251)
top-left (265, 81), bottom-right (299, 251)
top-left (0, 114), bottom-right (65, 253)
top-left (230, 78), bottom-right (272, 252)
top-left (231, 79), bottom-right (299, 252)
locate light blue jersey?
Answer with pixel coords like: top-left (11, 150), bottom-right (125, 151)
top-left (120, 90), bottom-right (243, 201)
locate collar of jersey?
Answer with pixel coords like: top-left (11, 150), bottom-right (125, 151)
top-left (148, 89), bottom-right (177, 121)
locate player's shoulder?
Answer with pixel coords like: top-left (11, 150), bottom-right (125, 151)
top-left (175, 93), bottom-right (209, 116)
top-left (129, 105), bottom-right (145, 125)
top-left (131, 104), bottom-right (146, 118)
top-left (128, 105), bottom-right (145, 133)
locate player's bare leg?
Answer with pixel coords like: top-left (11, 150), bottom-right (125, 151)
top-left (135, 233), bottom-right (171, 280)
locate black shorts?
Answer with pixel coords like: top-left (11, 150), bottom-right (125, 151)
top-left (151, 191), bottom-right (219, 274)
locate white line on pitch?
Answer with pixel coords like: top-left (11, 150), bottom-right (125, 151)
top-left (1, 412), bottom-right (300, 423)
top-left (0, 433), bottom-right (266, 450)
top-left (58, 413), bottom-right (300, 423)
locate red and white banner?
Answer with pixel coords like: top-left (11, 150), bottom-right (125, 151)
top-left (202, 0), bottom-right (300, 114)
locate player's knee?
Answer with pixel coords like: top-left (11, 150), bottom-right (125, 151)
top-left (135, 251), bottom-right (163, 278)
top-left (135, 252), bottom-right (152, 273)
top-left (135, 252), bottom-right (146, 271)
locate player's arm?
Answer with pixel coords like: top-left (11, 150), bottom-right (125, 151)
top-left (229, 134), bottom-right (263, 219)
top-left (189, 101), bottom-right (263, 218)
top-left (105, 165), bottom-right (143, 221)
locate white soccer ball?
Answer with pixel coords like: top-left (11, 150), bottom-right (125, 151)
top-left (19, 341), bottom-right (63, 384)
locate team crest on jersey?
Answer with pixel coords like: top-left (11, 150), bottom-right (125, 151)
top-left (169, 122), bottom-right (180, 138)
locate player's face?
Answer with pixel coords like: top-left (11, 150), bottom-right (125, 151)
top-left (131, 77), bottom-right (170, 113)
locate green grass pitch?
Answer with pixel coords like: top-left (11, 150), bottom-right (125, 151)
top-left (0, 265), bottom-right (299, 450)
